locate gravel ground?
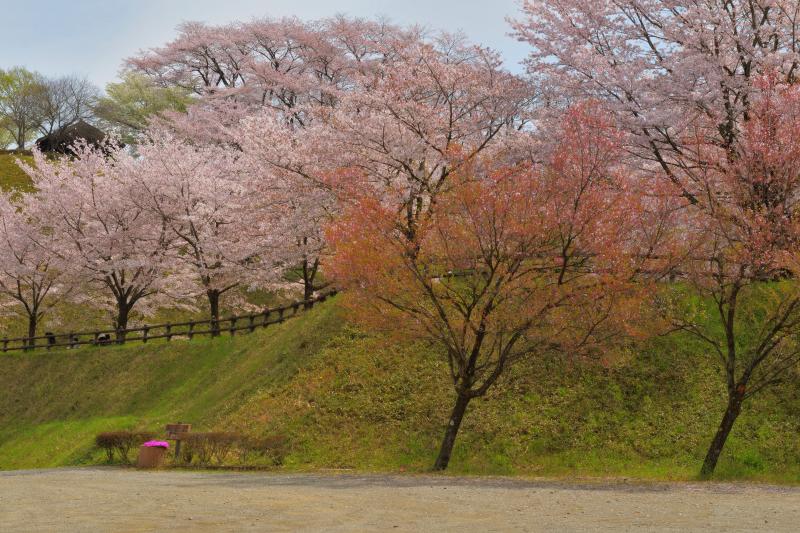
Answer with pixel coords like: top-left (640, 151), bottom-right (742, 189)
top-left (1, 468), bottom-right (799, 532)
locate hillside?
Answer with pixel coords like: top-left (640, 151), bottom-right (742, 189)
top-left (0, 152), bottom-right (33, 192)
top-left (1, 298), bottom-right (800, 481)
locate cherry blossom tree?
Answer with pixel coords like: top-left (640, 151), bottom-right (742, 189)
top-left (0, 192), bottom-right (69, 345)
top-left (18, 142), bottom-right (172, 338)
top-left (319, 35), bottom-right (533, 240)
top-left (126, 15), bottom-right (406, 148)
top-left (512, 0), bottom-right (800, 202)
top-left (328, 106), bottom-right (659, 470)
top-left (235, 113), bottom-right (335, 304)
top-left (129, 131), bottom-right (295, 333)
top-left (128, 16), bottom-right (412, 299)
top-left (130, 17), bottom-right (534, 307)
top-left (127, 16), bottom-right (406, 115)
top-left (657, 79), bottom-right (800, 477)
top-left (236, 30), bottom-right (533, 290)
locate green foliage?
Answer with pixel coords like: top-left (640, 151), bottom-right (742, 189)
top-left (0, 67), bottom-right (47, 150)
top-left (1, 298), bottom-right (800, 482)
top-left (0, 127), bottom-right (12, 149)
top-left (94, 73), bottom-right (193, 144)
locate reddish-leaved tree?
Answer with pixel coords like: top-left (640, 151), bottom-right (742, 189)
top-left (328, 106), bottom-right (658, 470)
top-left (660, 79), bottom-right (800, 477)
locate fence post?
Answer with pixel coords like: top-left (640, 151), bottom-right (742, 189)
top-left (5, 291), bottom-right (334, 356)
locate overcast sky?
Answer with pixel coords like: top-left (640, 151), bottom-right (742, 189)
top-left (0, 0), bottom-right (528, 88)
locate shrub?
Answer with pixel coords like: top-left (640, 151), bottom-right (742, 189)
top-left (95, 433), bottom-right (117, 463)
top-left (243, 435), bottom-right (289, 466)
top-left (180, 436), bottom-right (196, 464)
top-left (180, 432), bottom-right (240, 465)
top-left (181, 433), bottom-right (211, 465)
top-left (95, 431), bottom-right (155, 463)
top-left (205, 432), bottom-right (240, 465)
top-left (179, 432), bottom-right (288, 466)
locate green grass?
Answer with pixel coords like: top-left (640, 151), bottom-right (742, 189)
top-left (2, 297), bottom-right (800, 482)
top-left (0, 301), bottom-right (343, 470)
top-left (0, 152), bottom-right (33, 192)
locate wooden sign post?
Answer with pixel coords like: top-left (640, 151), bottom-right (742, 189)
top-left (165, 423), bottom-right (192, 460)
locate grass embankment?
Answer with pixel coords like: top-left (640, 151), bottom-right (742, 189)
top-left (1, 298), bottom-right (800, 482)
top-left (0, 152), bottom-right (33, 192)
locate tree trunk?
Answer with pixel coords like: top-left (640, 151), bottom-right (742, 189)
top-left (700, 392), bottom-right (744, 478)
top-left (302, 258), bottom-right (315, 309)
top-left (208, 289), bottom-right (221, 337)
top-left (25, 314), bottom-right (37, 350)
top-left (115, 301), bottom-right (131, 343)
top-left (433, 393), bottom-right (472, 471)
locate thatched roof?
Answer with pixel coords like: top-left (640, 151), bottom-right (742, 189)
top-left (35, 120), bottom-right (109, 154)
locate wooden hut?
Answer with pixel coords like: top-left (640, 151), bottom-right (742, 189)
top-left (35, 120), bottom-right (109, 155)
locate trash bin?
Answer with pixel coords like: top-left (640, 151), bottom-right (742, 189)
top-left (137, 441), bottom-right (169, 468)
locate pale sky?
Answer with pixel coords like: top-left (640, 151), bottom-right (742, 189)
top-left (0, 0), bottom-right (528, 89)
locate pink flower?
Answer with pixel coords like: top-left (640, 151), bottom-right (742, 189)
top-left (143, 441), bottom-right (170, 449)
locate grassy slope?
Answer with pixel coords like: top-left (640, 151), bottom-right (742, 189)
top-left (1, 298), bottom-right (800, 481)
top-left (0, 302), bottom-right (342, 469)
top-left (0, 153), bottom-right (33, 192)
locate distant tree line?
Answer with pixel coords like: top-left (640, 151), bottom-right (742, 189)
top-left (0, 67), bottom-right (191, 150)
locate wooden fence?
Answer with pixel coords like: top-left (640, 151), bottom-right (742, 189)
top-left (1, 290), bottom-right (337, 354)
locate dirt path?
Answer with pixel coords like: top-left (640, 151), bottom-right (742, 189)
top-left (1, 468), bottom-right (798, 532)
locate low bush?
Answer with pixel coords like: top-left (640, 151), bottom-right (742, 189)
top-left (242, 435), bottom-right (289, 466)
top-left (179, 432), bottom-right (288, 466)
top-left (95, 431), bottom-right (155, 463)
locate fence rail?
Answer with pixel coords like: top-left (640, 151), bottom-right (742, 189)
top-left (1, 290), bottom-right (337, 354)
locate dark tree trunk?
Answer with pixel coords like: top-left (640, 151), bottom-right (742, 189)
top-left (115, 300), bottom-right (131, 343)
top-left (25, 314), bottom-right (37, 350)
top-left (433, 393), bottom-right (472, 471)
top-left (700, 391), bottom-right (744, 478)
top-left (208, 289), bottom-right (221, 337)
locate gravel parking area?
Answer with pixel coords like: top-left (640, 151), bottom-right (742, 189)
top-left (1, 468), bottom-right (799, 532)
